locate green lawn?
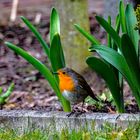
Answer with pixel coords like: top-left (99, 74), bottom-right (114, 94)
top-left (0, 122), bottom-right (140, 140)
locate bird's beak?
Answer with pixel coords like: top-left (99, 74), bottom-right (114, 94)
top-left (52, 72), bottom-right (59, 75)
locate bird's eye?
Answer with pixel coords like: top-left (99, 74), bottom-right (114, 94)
top-left (62, 72), bottom-right (66, 74)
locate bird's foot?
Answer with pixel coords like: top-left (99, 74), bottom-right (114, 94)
top-left (67, 106), bottom-right (88, 117)
top-left (66, 110), bottom-right (75, 117)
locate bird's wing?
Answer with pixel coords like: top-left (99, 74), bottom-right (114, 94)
top-left (75, 73), bottom-right (99, 101)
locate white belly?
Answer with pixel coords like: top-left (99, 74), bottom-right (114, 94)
top-left (62, 90), bottom-right (85, 104)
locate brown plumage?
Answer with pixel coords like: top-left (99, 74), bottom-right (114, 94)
top-left (55, 67), bottom-right (98, 104)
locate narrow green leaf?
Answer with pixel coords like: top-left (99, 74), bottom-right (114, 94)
top-left (5, 42), bottom-right (60, 98)
top-left (0, 83), bottom-right (14, 105)
top-left (89, 45), bottom-right (131, 84)
top-left (86, 57), bottom-right (124, 112)
top-left (0, 87), bottom-right (2, 94)
top-left (50, 33), bottom-right (65, 72)
top-left (61, 96), bottom-right (71, 112)
top-left (50, 8), bottom-right (60, 44)
top-left (21, 16), bottom-right (50, 57)
top-left (115, 14), bottom-right (120, 34)
top-left (89, 46), bottom-right (129, 79)
top-left (119, 0), bottom-right (127, 32)
top-left (50, 9), bottom-right (71, 111)
top-left (74, 24), bottom-right (100, 45)
top-left (89, 45), bottom-right (132, 83)
top-left (121, 34), bottom-right (139, 73)
top-left (89, 45), bottom-right (140, 107)
top-left (125, 4), bottom-right (139, 56)
top-left (2, 83), bottom-right (14, 99)
top-left (114, 14), bottom-right (123, 91)
top-left (96, 16), bottom-right (121, 48)
top-left (107, 16), bottom-right (112, 48)
top-left (50, 33), bottom-right (71, 111)
top-left (112, 14), bottom-right (120, 50)
top-left (121, 34), bottom-right (140, 92)
top-left (5, 42), bottom-right (71, 112)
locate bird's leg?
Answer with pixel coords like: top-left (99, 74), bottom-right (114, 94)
top-left (67, 110), bottom-right (75, 117)
top-left (74, 100), bottom-right (86, 117)
top-left (67, 106), bottom-right (75, 117)
top-left (67, 101), bottom-right (87, 117)
top-left (67, 104), bottom-right (83, 117)
top-left (67, 107), bottom-right (83, 117)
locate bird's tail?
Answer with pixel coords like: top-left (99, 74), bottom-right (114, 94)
top-left (89, 92), bottom-right (99, 102)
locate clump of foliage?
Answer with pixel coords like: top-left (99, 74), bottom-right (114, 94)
top-left (135, 4), bottom-right (140, 30)
top-left (75, 0), bottom-right (140, 113)
top-left (5, 8), bottom-right (71, 112)
top-left (0, 83), bottom-right (14, 107)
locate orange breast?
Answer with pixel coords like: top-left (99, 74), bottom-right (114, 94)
top-left (59, 76), bottom-right (75, 92)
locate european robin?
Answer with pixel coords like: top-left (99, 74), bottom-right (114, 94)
top-left (54, 67), bottom-right (98, 106)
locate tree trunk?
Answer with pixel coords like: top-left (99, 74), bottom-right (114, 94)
top-left (53, 0), bottom-right (90, 73)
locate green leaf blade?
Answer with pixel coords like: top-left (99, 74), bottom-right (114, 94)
top-left (5, 42), bottom-right (71, 112)
top-left (121, 34), bottom-right (140, 91)
top-left (2, 83), bottom-right (14, 99)
top-left (95, 16), bottom-right (121, 48)
top-left (86, 57), bottom-right (124, 112)
top-left (50, 33), bottom-right (65, 72)
top-left (5, 42), bottom-right (60, 98)
top-left (115, 14), bottom-right (120, 33)
top-left (21, 16), bottom-right (50, 57)
top-left (89, 45), bottom-right (140, 107)
top-left (107, 16), bottom-right (112, 48)
top-left (119, 0), bottom-right (127, 32)
top-left (50, 8), bottom-right (60, 44)
top-left (74, 24), bottom-right (100, 45)
top-left (112, 14), bottom-right (120, 51)
top-left (125, 4), bottom-right (139, 56)
top-left (89, 45), bottom-right (132, 87)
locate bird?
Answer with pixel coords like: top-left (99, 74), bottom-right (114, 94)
top-left (53, 67), bottom-right (98, 116)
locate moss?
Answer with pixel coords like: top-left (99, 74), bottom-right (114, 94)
top-left (135, 5), bottom-right (140, 30)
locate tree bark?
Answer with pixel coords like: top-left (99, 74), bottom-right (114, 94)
top-left (53, 0), bottom-right (90, 73)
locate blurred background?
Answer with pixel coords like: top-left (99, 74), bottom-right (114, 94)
top-left (0, 0), bottom-right (138, 111)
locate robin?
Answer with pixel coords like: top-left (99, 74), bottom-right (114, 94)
top-left (53, 67), bottom-right (98, 115)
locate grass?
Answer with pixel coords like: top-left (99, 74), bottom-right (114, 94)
top-left (0, 122), bottom-right (140, 140)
